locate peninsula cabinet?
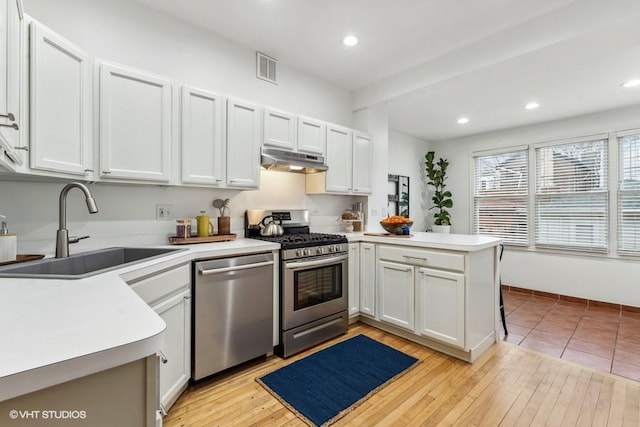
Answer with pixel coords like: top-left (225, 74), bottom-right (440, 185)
top-left (29, 21), bottom-right (92, 178)
top-left (226, 97), bottom-right (261, 189)
top-left (353, 235), bottom-right (499, 363)
top-left (348, 242), bottom-right (360, 317)
top-left (0, 0), bottom-right (24, 170)
top-left (359, 242), bottom-right (376, 317)
top-left (181, 86), bottom-right (225, 186)
top-left (99, 61), bottom-right (172, 182)
top-left (378, 260), bottom-right (414, 331)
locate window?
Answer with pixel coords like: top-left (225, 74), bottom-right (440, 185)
top-left (473, 149), bottom-right (528, 245)
top-left (534, 137), bottom-right (608, 252)
top-left (618, 132), bottom-right (640, 254)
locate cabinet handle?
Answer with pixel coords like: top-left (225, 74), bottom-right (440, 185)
top-left (183, 295), bottom-right (191, 300)
top-left (0, 123), bottom-right (19, 130)
top-left (158, 351), bottom-right (168, 364)
top-left (403, 255), bottom-right (427, 262)
top-left (84, 169), bottom-right (94, 173)
top-left (387, 265), bottom-right (412, 273)
top-left (14, 146), bottom-right (28, 151)
top-left (102, 171), bottom-right (111, 175)
top-left (0, 113), bottom-right (16, 121)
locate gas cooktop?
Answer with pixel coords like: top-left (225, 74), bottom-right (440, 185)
top-left (252, 232), bottom-right (348, 250)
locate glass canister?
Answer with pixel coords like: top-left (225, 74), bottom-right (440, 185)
top-left (176, 219), bottom-right (192, 238)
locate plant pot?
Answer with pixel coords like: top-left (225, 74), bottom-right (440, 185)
top-left (431, 224), bottom-right (451, 234)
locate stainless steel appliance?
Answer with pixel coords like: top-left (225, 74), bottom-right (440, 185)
top-left (192, 252), bottom-right (274, 381)
top-left (245, 209), bottom-right (348, 357)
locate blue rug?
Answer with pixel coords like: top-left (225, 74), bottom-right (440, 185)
top-left (257, 334), bottom-right (419, 426)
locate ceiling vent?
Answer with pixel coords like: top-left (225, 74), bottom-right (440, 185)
top-left (256, 52), bottom-right (277, 84)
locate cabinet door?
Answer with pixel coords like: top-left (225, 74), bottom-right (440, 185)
top-left (325, 124), bottom-right (352, 193)
top-left (359, 242), bottom-right (376, 317)
top-left (352, 131), bottom-right (373, 194)
top-left (152, 289), bottom-right (191, 412)
top-left (99, 61), bottom-right (172, 182)
top-left (378, 260), bottom-right (414, 331)
top-left (181, 85), bottom-right (224, 185)
top-left (0, 0), bottom-right (23, 168)
top-left (297, 116), bottom-right (325, 155)
top-left (348, 242), bottom-right (360, 316)
top-left (226, 97), bottom-right (261, 188)
top-left (264, 107), bottom-right (295, 151)
top-left (416, 267), bottom-right (465, 348)
top-left (30, 21), bottom-right (92, 176)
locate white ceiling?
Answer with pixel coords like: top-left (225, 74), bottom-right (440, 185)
top-left (135, 0), bottom-right (640, 141)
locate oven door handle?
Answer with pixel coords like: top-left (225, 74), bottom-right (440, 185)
top-left (199, 260), bottom-right (274, 275)
top-left (284, 254), bottom-right (348, 269)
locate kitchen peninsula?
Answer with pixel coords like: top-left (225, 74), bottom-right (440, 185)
top-left (346, 231), bottom-right (502, 363)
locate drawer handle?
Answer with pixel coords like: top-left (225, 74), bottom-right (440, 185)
top-left (0, 123), bottom-right (19, 130)
top-left (158, 351), bottom-right (168, 364)
top-left (403, 255), bottom-right (427, 262)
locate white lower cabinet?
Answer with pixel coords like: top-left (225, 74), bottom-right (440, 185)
top-left (358, 242), bottom-right (376, 317)
top-left (152, 288), bottom-right (191, 412)
top-left (416, 267), bottom-right (465, 348)
top-left (128, 264), bottom-right (191, 414)
top-left (348, 243), bottom-right (360, 316)
top-left (378, 260), bottom-right (414, 331)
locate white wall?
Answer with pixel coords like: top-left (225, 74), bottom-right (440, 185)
top-left (0, 0), bottom-right (361, 254)
top-left (433, 104), bottom-right (640, 306)
top-left (388, 131), bottom-right (430, 232)
top-left (22, 0), bottom-right (352, 125)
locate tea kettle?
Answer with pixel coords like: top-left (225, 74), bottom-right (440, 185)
top-left (259, 215), bottom-right (284, 237)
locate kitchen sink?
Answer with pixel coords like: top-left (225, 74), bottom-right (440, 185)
top-left (0, 247), bottom-right (186, 279)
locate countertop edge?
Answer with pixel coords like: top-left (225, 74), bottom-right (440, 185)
top-left (0, 238), bottom-right (280, 400)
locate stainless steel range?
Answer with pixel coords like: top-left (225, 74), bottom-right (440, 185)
top-left (245, 209), bottom-right (348, 357)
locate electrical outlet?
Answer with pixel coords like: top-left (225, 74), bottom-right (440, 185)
top-left (371, 208), bottom-right (379, 216)
top-left (311, 209), bottom-right (319, 215)
top-left (156, 204), bottom-right (174, 220)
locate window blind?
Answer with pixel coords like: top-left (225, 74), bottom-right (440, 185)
top-left (473, 150), bottom-right (528, 245)
top-left (618, 133), bottom-right (640, 254)
top-left (534, 138), bottom-right (608, 252)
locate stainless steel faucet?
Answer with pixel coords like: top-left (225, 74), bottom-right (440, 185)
top-left (55, 182), bottom-right (99, 258)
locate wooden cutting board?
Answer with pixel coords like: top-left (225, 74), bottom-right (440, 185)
top-left (363, 233), bottom-right (414, 238)
top-left (0, 254), bottom-right (46, 266)
top-left (168, 234), bottom-right (237, 245)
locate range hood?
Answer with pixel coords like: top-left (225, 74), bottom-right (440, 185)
top-left (260, 147), bottom-right (328, 174)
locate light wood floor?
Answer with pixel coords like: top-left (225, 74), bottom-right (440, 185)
top-left (164, 323), bottom-right (640, 426)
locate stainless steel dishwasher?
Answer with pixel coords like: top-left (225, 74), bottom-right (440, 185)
top-left (192, 252), bottom-right (274, 381)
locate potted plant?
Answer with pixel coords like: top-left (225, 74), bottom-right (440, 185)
top-left (425, 151), bottom-right (453, 233)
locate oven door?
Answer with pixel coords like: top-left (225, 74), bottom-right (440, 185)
top-left (282, 253), bottom-right (348, 331)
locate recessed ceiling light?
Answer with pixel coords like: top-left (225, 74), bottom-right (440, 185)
top-left (457, 117), bottom-right (469, 124)
top-left (524, 102), bottom-right (540, 110)
top-left (622, 79), bottom-right (640, 88)
top-left (342, 35), bottom-right (359, 47)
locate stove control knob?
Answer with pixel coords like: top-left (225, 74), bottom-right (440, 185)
top-left (295, 250), bottom-right (303, 257)
top-left (303, 249), bottom-right (311, 256)
top-left (328, 246), bottom-right (335, 253)
top-left (316, 247), bottom-right (323, 255)
top-left (334, 244), bottom-right (342, 252)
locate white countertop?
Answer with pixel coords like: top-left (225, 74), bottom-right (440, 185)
top-left (0, 238), bottom-right (279, 401)
top-left (345, 231), bottom-right (501, 252)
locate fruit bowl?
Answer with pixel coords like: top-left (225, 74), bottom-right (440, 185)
top-left (380, 216), bottom-right (413, 235)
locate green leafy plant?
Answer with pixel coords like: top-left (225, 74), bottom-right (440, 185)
top-left (425, 151), bottom-right (453, 225)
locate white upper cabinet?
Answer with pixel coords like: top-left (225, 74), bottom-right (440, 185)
top-left (29, 21), bottom-right (92, 177)
top-left (0, 0), bottom-right (24, 169)
top-left (352, 131), bottom-right (373, 194)
top-left (263, 107), bottom-right (295, 151)
top-left (181, 85), bottom-right (224, 186)
top-left (99, 61), bottom-right (172, 182)
top-left (325, 124), bottom-right (352, 193)
top-left (226, 97), bottom-right (261, 189)
top-left (297, 115), bottom-right (326, 155)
